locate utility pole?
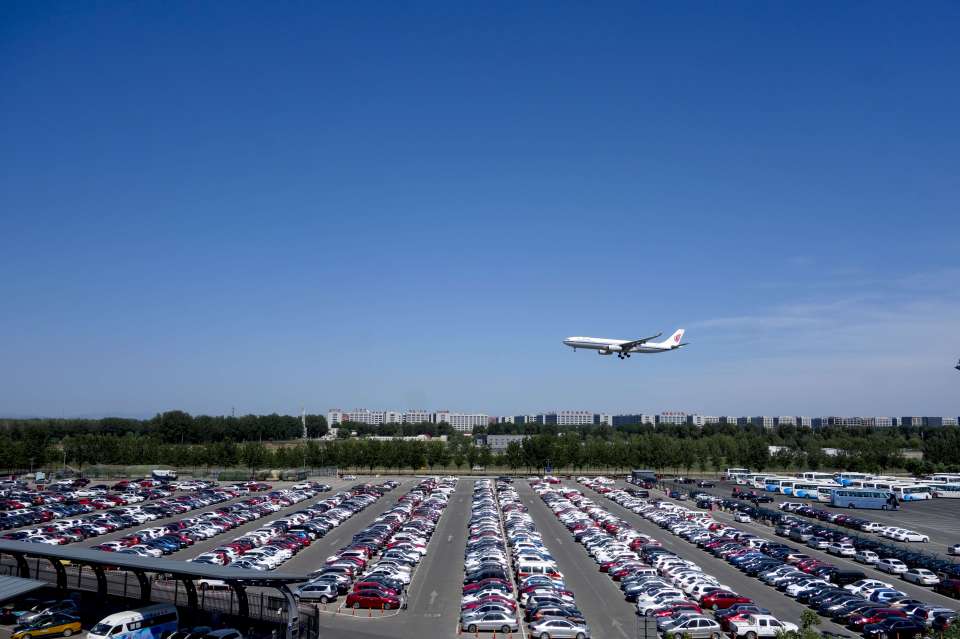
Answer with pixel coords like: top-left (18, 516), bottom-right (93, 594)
top-left (302, 406), bottom-right (307, 440)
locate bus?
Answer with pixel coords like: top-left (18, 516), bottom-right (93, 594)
top-left (925, 474), bottom-right (960, 483)
top-left (724, 468), bottom-right (751, 481)
top-left (790, 482), bottom-right (820, 498)
top-left (87, 605), bottom-right (178, 639)
top-left (764, 476), bottom-right (792, 492)
top-left (778, 480), bottom-right (797, 495)
top-left (892, 483), bottom-right (932, 501)
top-left (830, 488), bottom-right (895, 509)
top-left (931, 484), bottom-right (960, 498)
top-left (799, 472), bottom-right (835, 482)
top-left (835, 472), bottom-right (870, 486)
top-left (817, 485), bottom-right (836, 503)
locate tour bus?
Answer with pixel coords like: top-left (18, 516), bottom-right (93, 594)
top-left (835, 472), bottom-right (870, 486)
top-left (830, 488), bottom-right (895, 509)
top-left (925, 474), bottom-right (960, 483)
top-left (931, 484), bottom-right (960, 498)
top-left (724, 468), bottom-right (751, 481)
top-left (800, 472), bottom-right (835, 482)
top-left (891, 483), bottom-right (933, 501)
top-left (87, 605), bottom-right (179, 639)
top-left (741, 474), bottom-right (768, 487)
top-left (817, 485), bottom-right (837, 503)
top-left (778, 480), bottom-right (797, 495)
top-left (790, 482), bottom-right (820, 498)
top-left (765, 477), bottom-right (793, 493)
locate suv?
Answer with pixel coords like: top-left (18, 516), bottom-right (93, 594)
top-left (729, 614), bottom-right (799, 638)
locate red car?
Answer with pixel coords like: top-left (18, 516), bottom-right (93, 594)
top-left (652, 603), bottom-right (702, 618)
top-left (848, 609), bottom-right (906, 630)
top-left (353, 581), bottom-right (401, 596)
top-left (700, 591), bottom-right (752, 610)
top-left (345, 589), bottom-right (402, 610)
top-left (461, 595), bottom-right (516, 611)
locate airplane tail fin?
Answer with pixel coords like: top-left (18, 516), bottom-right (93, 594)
top-left (665, 329), bottom-right (685, 347)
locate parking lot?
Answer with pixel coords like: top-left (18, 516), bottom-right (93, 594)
top-left (690, 479), bottom-right (960, 556)
top-left (2, 474), bottom-right (960, 639)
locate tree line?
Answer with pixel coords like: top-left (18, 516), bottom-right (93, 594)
top-left (1, 411), bottom-right (959, 475)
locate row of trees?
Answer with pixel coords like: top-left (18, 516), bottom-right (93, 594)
top-left (0, 411), bottom-right (329, 445)
top-left (3, 430), bottom-right (954, 476)
top-left (2, 410), bottom-right (960, 474)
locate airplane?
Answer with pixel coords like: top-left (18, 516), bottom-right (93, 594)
top-left (563, 329), bottom-right (687, 359)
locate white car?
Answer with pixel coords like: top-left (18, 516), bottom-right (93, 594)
top-left (949, 544), bottom-right (960, 556)
top-left (734, 513), bottom-right (751, 523)
top-left (827, 542), bottom-right (856, 557)
top-left (898, 530), bottom-right (930, 543)
top-left (901, 568), bottom-right (940, 585)
top-left (855, 550), bottom-right (879, 564)
top-left (876, 558), bottom-right (909, 574)
top-left (844, 579), bottom-right (892, 595)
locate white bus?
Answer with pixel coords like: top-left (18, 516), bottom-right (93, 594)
top-left (724, 468), bottom-right (751, 481)
top-left (816, 485), bottom-right (835, 503)
top-left (931, 484), bottom-right (960, 498)
top-left (835, 472), bottom-right (872, 486)
top-left (925, 474), bottom-right (960, 483)
top-left (799, 472), bottom-right (835, 482)
top-left (892, 483), bottom-right (932, 501)
top-left (763, 477), bottom-right (797, 495)
top-left (790, 482), bottom-right (820, 499)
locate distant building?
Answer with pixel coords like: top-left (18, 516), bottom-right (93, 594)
top-left (435, 411), bottom-right (488, 433)
top-left (403, 409), bottom-right (432, 424)
top-left (484, 434), bottom-right (529, 452)
top-left (658, 412), bottom-right (687, 426)
top-left (753, 416), bottom-right (775, 430)
top-left (776, 416), bottom-right (796, 426)
top-left (556, 411), bottom-right (594, 426)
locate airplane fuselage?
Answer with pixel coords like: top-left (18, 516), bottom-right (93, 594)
top-left (563, 337), bottom-right (673, 354)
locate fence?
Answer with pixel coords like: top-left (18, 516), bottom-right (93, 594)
top-left (0, 559), bottom-right (318, 639)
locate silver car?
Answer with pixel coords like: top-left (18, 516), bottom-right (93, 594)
top-left (460, 612), bottom-right (520, 634)
top-left (294, 581), bottom-right (338, 603)
top-left (528, 618), bottom-right (591, 639)
top-left (659, 615), bottom-right (722, 639)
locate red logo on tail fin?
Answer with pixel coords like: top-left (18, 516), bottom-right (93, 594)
top-left (674, 333), bottom-right (681, 343)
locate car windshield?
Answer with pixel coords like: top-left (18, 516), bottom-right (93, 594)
top-left (90, 623), bottom-right (112, 635)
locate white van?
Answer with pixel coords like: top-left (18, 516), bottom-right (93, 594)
top-left (87, 604), bottom-right (179, 639)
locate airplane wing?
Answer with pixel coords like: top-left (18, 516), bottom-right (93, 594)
top-left (619, 333), bottom-right (663, 351)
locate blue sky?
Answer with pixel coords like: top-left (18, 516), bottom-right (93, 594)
top-left (1, 3), bottom-right (958, 418)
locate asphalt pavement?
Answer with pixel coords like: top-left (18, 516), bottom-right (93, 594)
top-left (573, 481), bottom-right (853, 636)
top-left (636, 480), bottom-right (960, 611)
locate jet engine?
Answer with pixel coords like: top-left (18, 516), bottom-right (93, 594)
top-left (598, 350), bottom-right (613, 355)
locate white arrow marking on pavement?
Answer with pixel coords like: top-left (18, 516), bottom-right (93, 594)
top-left (429, 590), bottom-right (438, 606)
top-left (447, 534), bottom-right (453, 542)
top-left (611, 619), bottom-right (628, 638)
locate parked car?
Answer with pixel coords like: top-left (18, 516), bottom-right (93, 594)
top-left (876, 558), bottom-right (909, 575)
top-left (728, 614), bottom-right (799, 638)
top-left (527, 618), bottom-right (591, 639)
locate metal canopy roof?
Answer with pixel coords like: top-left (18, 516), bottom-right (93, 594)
top-left (0, 540), bottom-right (307, 585)
top-left (0, 575), bottom-right (48, 603)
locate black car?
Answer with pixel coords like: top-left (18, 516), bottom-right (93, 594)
top-left (862, 617), bottom-right (926, 639)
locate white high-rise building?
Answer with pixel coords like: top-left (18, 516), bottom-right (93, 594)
top-left (436, 412), bottom-right (489, 433)
top-left (557, 411), bottom-right (594, 426)
top-left (403, 409), bottom-right (432, 424)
